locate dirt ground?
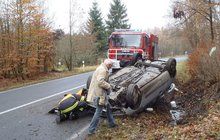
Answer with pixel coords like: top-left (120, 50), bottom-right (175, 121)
top-left (87, 79), bottom-right (220, 140)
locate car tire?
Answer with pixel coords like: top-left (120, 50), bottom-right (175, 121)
top-left (126, 84), bottom-right (142, 110)
top-left (86, 75), bottom-right (92, 89)
top-left (165, 58), bottom-right (177, 78)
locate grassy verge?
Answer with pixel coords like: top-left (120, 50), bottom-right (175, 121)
top-left (0, 65), bottom-right (98, 92)
top-left (176, 61), bottom-right (191, 83)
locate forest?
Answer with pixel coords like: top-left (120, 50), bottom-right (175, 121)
top-left (0, 0), bottom-right (219, 85)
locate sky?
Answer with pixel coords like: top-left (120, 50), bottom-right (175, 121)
top-left (45, 0), bottom-right (172, 33)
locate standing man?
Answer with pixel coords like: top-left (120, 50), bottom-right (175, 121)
top-left (86, 59), bottom-right (117, 135)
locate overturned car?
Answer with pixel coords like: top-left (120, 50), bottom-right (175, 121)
top-left (49, 58), bottom-right (177, 123)
top-left (87, 58), bottom-right (177, 115)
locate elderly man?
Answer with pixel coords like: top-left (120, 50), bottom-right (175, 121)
top-left (87, 59), bottom-right (117, 135)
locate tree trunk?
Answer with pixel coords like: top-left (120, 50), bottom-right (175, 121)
top-left (209, 0), bottom-right (214, 42)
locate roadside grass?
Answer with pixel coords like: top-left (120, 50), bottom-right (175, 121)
top-left (176, 61), bottom-right (191, 83)
top-left (0, 65), bottom-right (98, 92)
top-left (158, 55), bottom-right (187, 60)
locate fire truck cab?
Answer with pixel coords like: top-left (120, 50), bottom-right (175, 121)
top-left (108, 29), bottom-right (158, 69)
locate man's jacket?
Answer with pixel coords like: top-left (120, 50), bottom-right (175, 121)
top-left (86, 63), bottom-right (111, 105)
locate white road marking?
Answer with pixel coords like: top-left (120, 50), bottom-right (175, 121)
top-left (68, 124), bottom-right (90, 140)
top-left (0, 84), bottom-right (86, 116)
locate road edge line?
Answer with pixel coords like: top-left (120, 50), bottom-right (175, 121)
top-left (68, 124), bottom-right (89, 140)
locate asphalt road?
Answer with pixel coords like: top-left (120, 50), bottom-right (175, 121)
top-left (159, 55), bottom-right (188, 62)
top-left (0, 72), bottom-right (93, 140)
top-left (0, 56), bottom-right (188, 140)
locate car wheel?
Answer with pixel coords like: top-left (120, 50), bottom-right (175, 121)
top-left (126, 84), bottom-right (142, 110)
top-left (86, 75), bottom-right (92, 89)
top-left (165, 58), bottom-right (177, 78)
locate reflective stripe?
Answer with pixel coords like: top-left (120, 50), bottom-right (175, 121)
top-left (61, 101), bottom-right (78, 114)
top-left (79, 108), bottom-right (84, 111)
top-left (80, 96), bottom-right (85, 101)
top-left (76, 89), bottom-right (83, 96)
top-left (58, 94), bottom-right (74, 105)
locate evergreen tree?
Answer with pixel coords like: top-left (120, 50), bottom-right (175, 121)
top-left (106, 0), bottom-right (130, 34)
top-left (87, 1), bottom-right (106, 52)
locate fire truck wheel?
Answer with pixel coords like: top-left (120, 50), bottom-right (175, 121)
top-left (165, 58), bottom-right (177, 78)
top-left (86, 75), bottom-right (93, 89)
top-left (126, 84), bottom-right (142, 110)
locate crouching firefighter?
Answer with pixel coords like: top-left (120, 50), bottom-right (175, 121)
top-left (48, 88), bottom-right (88, 123)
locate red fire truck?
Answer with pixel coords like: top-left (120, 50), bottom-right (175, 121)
top-left (108, 29), bottom-right (158, 69)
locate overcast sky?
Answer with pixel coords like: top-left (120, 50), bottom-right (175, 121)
top-left (45, 0), bottom-right (172, 33)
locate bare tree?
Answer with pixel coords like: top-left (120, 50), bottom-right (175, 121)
top-left (172, 0), bottom-right (220, 84)
top-left (173, 0), bottom-right (219, 44)
top-left (63, 0), bottom-right (84, 71)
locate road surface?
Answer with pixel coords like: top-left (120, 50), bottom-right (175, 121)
top-left (0, 72), bottom-right (93, 140)
top-left (0, 56), bottom-right (187, 140)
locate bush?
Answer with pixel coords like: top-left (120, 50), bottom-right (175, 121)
top-left (188, 42), bottom-right (220, 85)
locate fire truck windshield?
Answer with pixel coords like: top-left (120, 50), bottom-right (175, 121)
top-left (111, 34), bottom-right (141, 48)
